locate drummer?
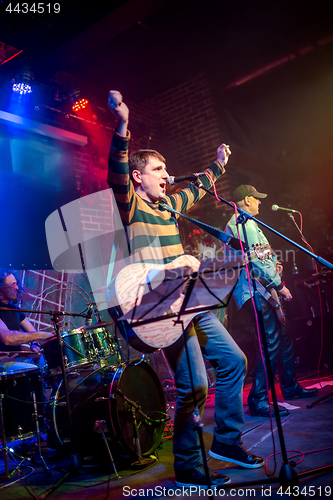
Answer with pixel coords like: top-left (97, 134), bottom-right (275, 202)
top-left (0, 269), bottom-right (54, 373)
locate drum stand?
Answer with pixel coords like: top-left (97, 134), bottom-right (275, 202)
top-left (115, 388), bottom-right (158, 470)
top-left (93, 420), bottom-right (120, 479)
top-left (0, 390), bottom-right (49, 480)
top-left (32, 391), bottom-right (51, 475)
top-left (0, 393), bottom-right (15, 480)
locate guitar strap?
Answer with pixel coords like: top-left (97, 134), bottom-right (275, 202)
top-left (255, 279), bottom-right (276, 307)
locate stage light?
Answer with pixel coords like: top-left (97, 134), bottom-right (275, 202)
top-left (12, 65), bottom-right (34, 95)
top-left (12, 82), bottom-right (33, 94)
top-left (67, 87), bottom-right (89, 112)
top-left (72, 98), bottom-right (89, 112)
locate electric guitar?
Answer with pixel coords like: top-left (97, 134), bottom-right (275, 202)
top-left (254, 281), bottom-right (285, 324)
top-left (112, 244), bottom-right (274, 352)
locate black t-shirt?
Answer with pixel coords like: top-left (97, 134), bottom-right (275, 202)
top-left (0, 301), bottom-right (26, 351)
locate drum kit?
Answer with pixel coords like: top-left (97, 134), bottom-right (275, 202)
top-left (0, 311), bottom-right (167, 481)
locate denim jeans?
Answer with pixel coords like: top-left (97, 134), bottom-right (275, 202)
top-left (244, 296), bottom-right (298, 411)
top-left (164, 311), bottom-right (247, 471)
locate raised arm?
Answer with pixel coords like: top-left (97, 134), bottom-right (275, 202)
top-left (167, 142), bottom-right (232, 215)
top-left (108, 90), bottom-right (129, 137)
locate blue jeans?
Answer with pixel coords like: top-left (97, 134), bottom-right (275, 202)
top-left (164, 311), bottom-right (247, 471)
top-left (244, 296), bottom-right (298, 410)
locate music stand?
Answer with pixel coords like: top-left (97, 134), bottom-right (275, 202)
top-left (114, 251), bottom-right (243, 487)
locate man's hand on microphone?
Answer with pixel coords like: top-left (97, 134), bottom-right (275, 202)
top-left (217, 143), bottom-right (231, 166)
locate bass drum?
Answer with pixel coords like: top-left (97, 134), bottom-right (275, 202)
top-left (49, 360), bottom-right (166, 463)
top-left (0, 367), bottom-right (45, 442)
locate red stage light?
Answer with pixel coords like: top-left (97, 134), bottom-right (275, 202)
top-left (72, 98), bottom-right (89, 112)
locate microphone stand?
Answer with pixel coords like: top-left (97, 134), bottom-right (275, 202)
top-left (41, 309), bottom-right (91, 498)
top-left (186, 180), bottom-right (333, 488)
top-left (50, 311), bottom-right (81, 469)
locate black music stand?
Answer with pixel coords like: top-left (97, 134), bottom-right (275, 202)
top-left (116, 251), bottom-right (243, 488)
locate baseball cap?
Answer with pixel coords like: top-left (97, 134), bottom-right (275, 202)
top-left (233, 185), bottom-right (267, 203)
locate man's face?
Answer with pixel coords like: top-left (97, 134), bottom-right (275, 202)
top-left (246, 196), bottom-right (261, 216)
top-left (1, 274), bottom-right (19, 303)
top-left (134, 156), bottom-right (169, 203)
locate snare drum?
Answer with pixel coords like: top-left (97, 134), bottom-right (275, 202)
top-left (42, 329), bottom-right (93, 376)
top-left (0, 367), bottom-right (45, 442)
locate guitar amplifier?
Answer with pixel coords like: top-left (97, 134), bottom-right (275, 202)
top-left (283, 272), bottom-right (333, 369)
top-left (283, 271), bottom-right (333, 321)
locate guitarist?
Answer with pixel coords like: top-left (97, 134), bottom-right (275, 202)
top-left (225, 185), bottom-right (318, 418)
top-left (107, 92), bottom-right (263, 488)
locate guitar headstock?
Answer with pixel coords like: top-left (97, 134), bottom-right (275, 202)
top-left (251, 243), bottom-right (274, 261)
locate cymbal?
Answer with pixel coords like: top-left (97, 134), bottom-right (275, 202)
top-left (83, 320), bottom-right (114, 331)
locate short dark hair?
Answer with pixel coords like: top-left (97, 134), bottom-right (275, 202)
top-left (0, 269), bottom-right (21, 304)
top-left (129, 149), bottom-right (166, 176)
top-left (0, 268), bottom-right (11, 283)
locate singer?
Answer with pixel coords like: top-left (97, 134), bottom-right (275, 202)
top-left (106, 92), bottom-right (263, 489)
top-left (224, 185), bottom-right (318, 418)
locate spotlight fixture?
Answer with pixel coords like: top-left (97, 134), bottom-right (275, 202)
top-left (12, 82), bottom-right (33, 94)
top-left (67, 87), bottom-right (89, 112)
top-left (12, 65), bottom-right (34, 94)
top-left (72, 98), bottom-right (89, 112)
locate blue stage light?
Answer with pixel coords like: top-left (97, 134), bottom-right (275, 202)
top-left (12, 65), bottom-right (34, 96)
top-left (12, 82), bottom-right (33, 95)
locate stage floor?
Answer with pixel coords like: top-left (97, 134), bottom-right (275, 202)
top-left (1, 372), bottom-right (333, 499)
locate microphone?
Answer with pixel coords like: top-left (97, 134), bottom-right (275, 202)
top-left (167, 172), bottom-right (205, 186)
top-left (85, 303), bottom-right (94, 326)
top-left (271, 204), bottom-right (298, 213)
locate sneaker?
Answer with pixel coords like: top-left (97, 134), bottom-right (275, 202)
top-left (175, 466), bottom-right (230, 488)
top-left (209, 441), bottom-right (264, 469)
